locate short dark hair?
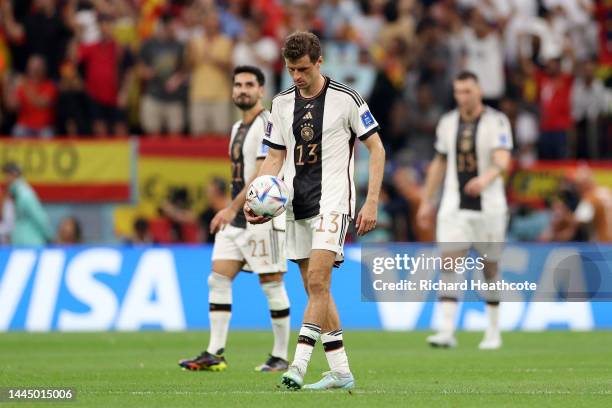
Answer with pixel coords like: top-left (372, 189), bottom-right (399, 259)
top-left (282, 31), bottom-right (322, 63)
top-left (233, 65), bottom-right (265, 86)
top-left (209, 177), bottom-right (227, 196)
top-left (2, 162), bottom-right (21, 176)
top-left (455, 71), bottom-right (479, 83)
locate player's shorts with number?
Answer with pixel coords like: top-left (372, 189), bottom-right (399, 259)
top-left (436, 210), bottom-right (508, 261)
top-left (212, 214), bottom-right (286, 274)
top-left (286, 212), bottom-right (351, 265)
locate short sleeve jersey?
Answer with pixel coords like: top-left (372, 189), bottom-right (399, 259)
top-left (262, 77), bottom-right (380, 220)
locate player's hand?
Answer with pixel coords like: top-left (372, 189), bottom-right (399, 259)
top-left (165, 74), bottom-right (182, 93)
top-left (243, 203), bottom-right (271, 224)
top-left (464, 176), bottom-right (486, 197)
top-left (210, 206), bottom-right (238, 234)
top-left (416, 201), bottom-right (435, 231)
top-left (356, 200), bottom-right (377, 236)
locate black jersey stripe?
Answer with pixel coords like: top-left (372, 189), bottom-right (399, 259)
top-left (329, 84), bottom-right (363, 107)
top-left (329, 81), bottom-right (365, 105)
top-left (329, 79), bottom-right (365, 104)
top-left (347, 131), bottom-right (357, 217)
top-left (262, 138), bottom-right (286, 150)
top-left (273, 86), bottom-right (296, 100)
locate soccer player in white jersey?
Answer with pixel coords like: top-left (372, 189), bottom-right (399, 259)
top-left (417, 71), bottom-right (513, 350)
top-left (179, 66), bottom-right (290, 372)
top-left (245, 32), bottom-right (386, 390)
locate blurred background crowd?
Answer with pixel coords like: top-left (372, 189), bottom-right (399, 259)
top-left (0, 0), bottom-right (610, 245)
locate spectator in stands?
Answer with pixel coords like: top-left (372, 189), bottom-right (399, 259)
top-left (187, 11), bottom-right (233, 136)
top-left (124, 216), bottom-right (155, 245)
top-left (0, 184), bottom-right (15, 244)
top-left (413, 17), bottom-right (454, 109)
top-left (77, 13), bottom-right (134, 136)
top-left (499, 97), bottom-right (539, 167)
top-left (539, 182), bottom-right (587, 241)
top-left (572, 57), bottom-right (608, 159)
top-left (6, 55), bottom-right (57, 137)
top-left (404, 82), bottom-right (443, 162)
top-left (56, 41), bottom-right (89, 135)
top-left (232, 19), bottom-right (278, 100)
top-left (199, 177), bottom-right (229, 243)
top-left (56, 216), bottom-right (82, 244)
top-left (139, 14), bottom-right (187, 136)
top-left (574, 166), bottom-right (612, 242)
top-left (461, 8), bottom-right (505, 107)
top-left (533, 56), bottom-right (574, 159)
top-left (8, 0), bottom-right (72, 80)
top-left (2, 162), bottom-right (52, 245)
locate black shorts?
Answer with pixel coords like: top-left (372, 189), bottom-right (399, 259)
top-left (89, 98), bottom-right (127, 125)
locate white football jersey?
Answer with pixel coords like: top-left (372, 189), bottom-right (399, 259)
top-left (435, 107), bottom-right (513, 215)
top-left (262, 77), bottom-right (380, 220)
top-left (229, 110), bottom-right (270, 227)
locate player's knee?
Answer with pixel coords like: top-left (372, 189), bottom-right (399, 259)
top-left (208, 272), bottom-right (232, 304)
top-left (307, 279), bottom-right (329, 297)
top-left (258, 272), bottom-right (283, 284)
top-left (261, 280), bottom-right (290, 310)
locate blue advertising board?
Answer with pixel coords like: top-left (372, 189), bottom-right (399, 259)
top-left (0, 244), bottom-right (611, 331)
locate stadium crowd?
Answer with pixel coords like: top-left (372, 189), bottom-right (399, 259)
top-left (0, 0), bottom-right (610, 244)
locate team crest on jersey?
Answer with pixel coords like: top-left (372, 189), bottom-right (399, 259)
top-left (360, 110), bottom-right (375, 128)
top-left (265, 122), bottom-right (273, 138)
top-left (301, 124), bottom-right (314, 141)
top-left (460, 126), bottom-right (474, 152)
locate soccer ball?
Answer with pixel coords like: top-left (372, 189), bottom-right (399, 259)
top-left (246, 175), bottom-right (289, 218)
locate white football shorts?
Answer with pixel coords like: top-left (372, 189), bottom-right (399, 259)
top-left (286, 212), bottom-right (351, 265)
top-left (211, 214), bottom-right (286, 274)
top-left (436, 210), bottom-right (508, 262)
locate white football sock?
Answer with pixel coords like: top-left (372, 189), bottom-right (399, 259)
top-left (440, 300), bottom-right (458, 337)
top-left (207, 272), bottom-right (232, 355)
top-left (261, 280), bottom-right (290, 360)
top-left (292, 323), bottom-right (321, 375)
top-left (486, 303), bottom-right (499, 333)
top-left (322, 330), bottom-right (351, 375)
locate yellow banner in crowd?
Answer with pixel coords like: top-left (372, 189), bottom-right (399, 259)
top-left (114, 138), bottom-right (230, 238)
top-left (0, 139), bottom-right (132, 202)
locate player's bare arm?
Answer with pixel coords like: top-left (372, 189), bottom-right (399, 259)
top-left (464, 149), bottom-right (511, 197)
top-left (211, 159), bottom-right (265, 234)
top-left (244, 148), bottom-right (286, 224)
top-left (417, 153), bottom-right (447, 231)
top-left (356, 133), bottom-right (385, 236)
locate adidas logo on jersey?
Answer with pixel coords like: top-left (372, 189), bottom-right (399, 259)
top-left (302, 112), bottom-right (313, 120)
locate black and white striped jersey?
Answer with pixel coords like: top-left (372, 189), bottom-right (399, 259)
top-left (229, 109), bottom-right (270, 227)
top-left (434, 107), bottom-right (513, 215)
top-left (262, 77), bottom-right (380, 220)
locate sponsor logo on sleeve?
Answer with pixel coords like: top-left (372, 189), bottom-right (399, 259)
top-left (500, 133), bottom-right (510, 147)
top-left (360, 111), bottom-right (375, 128)
top-left (265, 122), bottom-right (273, 138)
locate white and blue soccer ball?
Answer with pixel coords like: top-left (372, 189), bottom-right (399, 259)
top-left (246, 175), bottom-right (289, 218)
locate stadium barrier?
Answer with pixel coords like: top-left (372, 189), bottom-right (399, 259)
top-left (1, 243), bottom-right (611, 332)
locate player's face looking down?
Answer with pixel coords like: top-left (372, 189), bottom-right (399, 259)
top-left (454, 78), bottom-right (483, 119)
top-left (232, 73), bottom-right (263, 110)
top-left (285, 55), bottom-right (323, 91)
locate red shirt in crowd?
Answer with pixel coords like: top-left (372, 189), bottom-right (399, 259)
top-left (536, 71), bottom-right (573, 132)
top-left (78, 40), bottom-right (120, 106)
top-left (596, 2), bottom-right (612, 66)
top-left (15, 80), bottom-right (57, 129)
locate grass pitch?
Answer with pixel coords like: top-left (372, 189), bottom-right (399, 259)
top-left (1, 331), bottom-right (611, 407)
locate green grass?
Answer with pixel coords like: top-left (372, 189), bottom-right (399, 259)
top-left (1, 331), bottom-right (611, 407)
